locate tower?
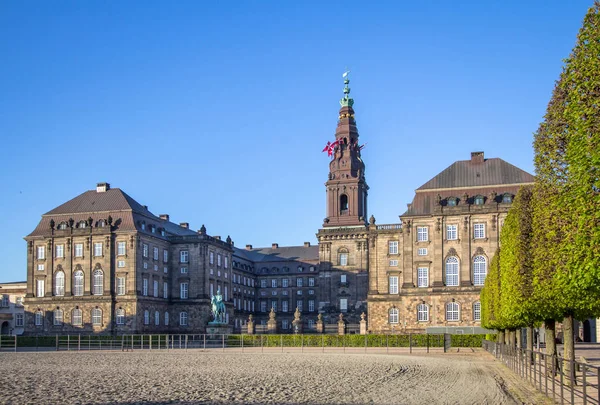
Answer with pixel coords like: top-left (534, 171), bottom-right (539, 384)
top-left (323, 74), bottom-right (369, 227)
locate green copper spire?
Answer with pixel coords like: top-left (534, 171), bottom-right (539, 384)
top-left (339, 70), bottom-right (354, 108)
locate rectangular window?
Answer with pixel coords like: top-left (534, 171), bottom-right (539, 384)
top-left (282, 319), bottom-right (289, 330)
top-left (163, 250), bottom-right (168, 263)
top-left (473, 302), bottom-right (481, 321)
top-left (143, 279), bottom-right (148, 296)
top-left (271, 279), bottom-right (277, 288)
top-left (388, 241), bottom-right (398, 254)
top-left (389, 259), bottom-right (398, 266)
top-left (210, 283), bottom-right (214, 296)
top-left (418, 267), bottom-right (429, 288)
top-left (75, 243), bottom-right (83, 257)
top-left (282, 278), bottom-right (289, 288)
top-left (180, 282), bottom-right (189, 299)
top-left (117, 277), bottom-right (125, 295)
top-left (339, 253), bottom-right (348, 266)
top-left (163, 282), bottom-right (168, 299)
top-left (117, 241), bottom-right (126, 256)
top-left (54, 310), bottom-right (63, 326)
top-left (296, 278), bottom-right (303, 287)
top-left (37, 264), bottom-right (45, 271)
top-left (340, 274), bottom-right (347, 283)
top-left (55, 245), bottom-right (64, 258)
top-left (474, 223), bottom-right (485, 239)
top-left (209, 252), bottom-right (214, 265)
top-left (417, 226), bottom-right (428, 242)
top-left (260, 301), bottom-right (267, 312)
top-left (389, 276), bottom-right (398, 294)
top-left (417, 248), bottom-right (427, 256)
top-left (36, 279), bottom-right (45, 298)
top-left (117, 260), bottom-right (126, 268)
top-left (35, 311), bottom-right (43, 326)
top-left (339, 298), bottom-right (348, 312)
top-left (1, 295), bottom-right (8, 307)
top-left (297, 300), bottom-right (303, 312)
top-left (446, 225), bottom-right (458, 240)
top-left (143, 244), bottom-right (149, 258)
top-left (143, 262), bottom-right (148, 269)
top-left (261, 279), bottom-right (267, 288)
top-left (271, 300), bottom-right (277, 311)
top-left (180, 267), bottom-right (188, 274)
top-left (180, 250), bottom-right (189, 263)
top-left (37, 246), bottom-right (45, 260)
top-left (308, 277), bottom-right (315, 287)
top-left (15, 313), bottom-right (24, 327)
top-left (217, 254), bottom-right (221, 267)
top-left (224, 286), bottom-right (228, 301)
top-left (308, 300), bottom-right (315, 312)
top-left (224, 256), bottom-right (228, 269)
top-left (153, 280), bottom-right (159, 297)
top-left (282, 300), bottom-right (288, 312)
top-left (153, 247), bottom-right (159, 261)
top-left (164, 266), bottom-right (168, 274)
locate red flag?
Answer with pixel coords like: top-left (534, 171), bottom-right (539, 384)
top-left (322, 141), bottom-right (331, 152)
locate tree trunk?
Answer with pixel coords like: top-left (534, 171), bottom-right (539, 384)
top-left (497, 330), bottom-right (504, 345)
top-left (526, 326), bottom-right (534, 364)
top-left (516, 328), bottom-right (522, 349)
top-left (545, 320), bottom-right (556, 356)
top-left (563, 314), bottom-right (575, 385)
top-left (505, 329), bottom-right (510, 345)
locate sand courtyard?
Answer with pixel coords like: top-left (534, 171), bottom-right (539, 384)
top-left (0, 350), bottom-right (550, 404)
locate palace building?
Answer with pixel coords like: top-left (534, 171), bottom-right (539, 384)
top-left (22, 77), bottom-right (534, 335)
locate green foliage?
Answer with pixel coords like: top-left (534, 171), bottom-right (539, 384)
top-left (481, 249), bottom-right (505, 330)
top-left (450, 334), bottom-right (490, 347)
top-left (499, 186), bottom-right (536, 328)
top-left (532, 2), bottom-right (600, 322)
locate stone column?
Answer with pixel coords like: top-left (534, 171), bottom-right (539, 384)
top-left (316, 313), bottom-right (324, 333)
top-left (359, 312), bottom-right (367, 335)
top-left (247, 314), bottom-right (255, 335)
top-left (267, 308), bottom-right (277, 334)
top-left (337, 313), bottom-right (346, 335)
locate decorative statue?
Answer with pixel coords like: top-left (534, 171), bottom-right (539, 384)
top-left (210, 288), bottom-right (227, 324)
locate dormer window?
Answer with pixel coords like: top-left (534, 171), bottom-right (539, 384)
top-left (77, 221), bottom-right (87, 228)
top-left (161, 229), bottom-right (166, 236)
top-left (98, 220), bottom-right (106, 227)
top-left (57, 222), bottom-right (68, 230)
top-left (151, 225), bottom-right (156, 233)
top-left (447, 197), bottom-right (457, 207)
top-left (141, 222), bottom-right (146, 231)
top-left (502, 193), bottom-right (513, 204)
top-left (474, 195), bottom-right (485, 206)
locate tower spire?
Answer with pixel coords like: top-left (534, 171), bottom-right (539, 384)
top-left (340, 70), bottom-right (354, 107)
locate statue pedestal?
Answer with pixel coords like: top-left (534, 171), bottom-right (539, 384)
top-left (206, 322), bottom-right (232, 338)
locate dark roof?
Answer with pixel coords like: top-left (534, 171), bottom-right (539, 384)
top-left (417, 157), bottom-right (534, 190)
top-left (233, 245), bottom-right (319, 263)
top-left (0, 281), bottom-right (27, 285)
top-left (28, 187), bottom-right (198, 238)
top-left (44, 188), bottom-right (152, 216)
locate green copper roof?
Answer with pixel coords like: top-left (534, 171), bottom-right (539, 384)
top-left (339, 75), bottom-right (354, 107)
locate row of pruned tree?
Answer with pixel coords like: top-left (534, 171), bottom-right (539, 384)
top-left (481, 1), bottom-right (600, 370)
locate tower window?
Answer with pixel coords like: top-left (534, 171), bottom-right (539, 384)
top-left (340, 194), bottom-right (349, 214)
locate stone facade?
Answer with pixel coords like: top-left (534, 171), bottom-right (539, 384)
top-left (0, 282), bottom-right (26, 335)
top-left (21, 79), bottom-right (535, 335)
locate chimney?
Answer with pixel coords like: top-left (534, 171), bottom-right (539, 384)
top-left (304, 242), bottom-right (311, 247)
top-left (143, 205), bottom-right (148, 210)
top-left (272, 243), bottom-right (279, 249)
top-left (471, 151), bottom-right (484, 164)
top-left (96, 182), bottom-right (110, 193)
top-left (245, 244), bottom-right (253, 250)
top-left (179, 222), bottom-right (189, 229)
top-left (159, 214), bottom-right (169, 221)
top-left (215, 236), bottom-right (221, 241)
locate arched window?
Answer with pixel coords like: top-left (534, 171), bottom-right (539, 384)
top-left (116, 308), bottom-right (125, 325)
top-left (144, 310), bottom-right (150, 325)
top-left (91, 308), bottom-right (102, 325)
top-left (447, 197), bottom-right (457, 207)
top-left (473, 256), bottom-right (487, 286)
top-left (502, 193), bottom-right (513, 204)
top-left (474, 195), bottom-right (485, 205)
top-left (73, 271), bottom-right (84, 296)
top-left (54, 271), bottom-right (65, 296)
top-left (72, 308), bottom-right (82, 326)
top-left (93, 269), bottom-right (103, 295)
top-left (57, 222), bottom-right (68, 230)
top-left (35, 311), bottom-right (43, 326)
top-left (340, 194), bottom-right (349, 214)
top-left (98, 219), bottom-right (106, 227)
top-left (446, 302), bottom-right (460, 321)
top-left (53, 309), bottom-right (63, 326)
top-left (165, 312), bottom-right (169, 326)
top-left (339, 249), bottom-right (349, 266)
top-left (417, 304), bottom-right (429, 322)
top-left (388, 308), bottom-right (399, 324)
top-left (445, 256), bottom-right (459, 286)
top-left (180, 311), bottom-right (188, 326)
top-left (473, 302), bottom-right (481, 321)
top-left (77, 220), bottom-right (87, 228)
top-left (155, 311), bottom-right (160, 326)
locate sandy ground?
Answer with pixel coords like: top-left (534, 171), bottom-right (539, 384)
top-left (0, 350), bottom-right (549, 405)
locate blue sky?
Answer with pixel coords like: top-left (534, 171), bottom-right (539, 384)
top-left (0, 1), bottom-right (592, 282)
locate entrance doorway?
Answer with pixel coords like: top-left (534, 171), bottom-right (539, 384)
top-left (0, 321), bottom-right (9, 335)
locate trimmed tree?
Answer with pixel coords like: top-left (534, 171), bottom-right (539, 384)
top-left (481, 249), bottom-right (505, 343)
top-left (499, 186), bottom-right (536, 350)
